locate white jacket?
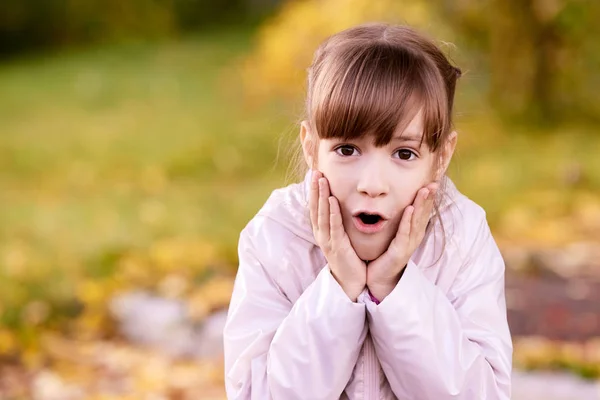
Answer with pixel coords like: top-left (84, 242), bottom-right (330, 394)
top-left (223, 171), bottom-right (513, 399)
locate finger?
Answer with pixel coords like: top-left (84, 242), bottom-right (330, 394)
top-left (309, 170), bottom-right (320, 231)
top-left (318, 177), bottom-right (330, 241)
top-left (399, 205), bottom-right (414, 238)
top-left (387, 205), bottom-right (413, 257)
top-left (413, 187), bottom-right (430, 228)
top-left (424, 181), bottom-right (439, 217)
top-left (392, 205), bottom-right (413, 250)
top-left (329, 196), bottom-right (344, 246)
top-left (412, 185), bottom-right (437, 232)
top-left (427, 181), bottom-right (440, 193)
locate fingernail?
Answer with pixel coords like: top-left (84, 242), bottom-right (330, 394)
top-left (423, 189), bottom-right (430, 200)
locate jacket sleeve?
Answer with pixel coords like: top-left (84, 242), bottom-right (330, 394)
top-left (223, 217), bottom-right (368, 400)
top-left (365, 211), bottom-right (513, 400)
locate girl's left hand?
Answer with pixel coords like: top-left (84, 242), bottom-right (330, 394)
top-left (366, 182), bottom-right (439, 302)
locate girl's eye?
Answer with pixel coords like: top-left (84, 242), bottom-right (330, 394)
top-left (394, 149), bottom-right (417, 161)
top-left (335, 145), bottom-right (358, 157)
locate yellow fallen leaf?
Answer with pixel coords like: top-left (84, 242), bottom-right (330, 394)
top-left (0, 328), bottom-right (17, 355)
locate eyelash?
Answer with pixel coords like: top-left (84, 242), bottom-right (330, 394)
top-left (334, 145), bottom-right (418, 161)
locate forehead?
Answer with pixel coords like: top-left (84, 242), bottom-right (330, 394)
top-left (396, 109), bottom-right (424, 139)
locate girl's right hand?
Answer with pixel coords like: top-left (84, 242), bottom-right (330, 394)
top-left (309, 170), bottom-right (367, 302)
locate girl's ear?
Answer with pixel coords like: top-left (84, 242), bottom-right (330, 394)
top-left (300, 120), bottom-right (316, 169)
top-left (436, 130), bottom-right (458, 180)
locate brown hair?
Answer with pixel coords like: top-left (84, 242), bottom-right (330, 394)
top-left (291, 22), bottom-right (462, 261)
top-left (302, 22), bottom-right (460, 164)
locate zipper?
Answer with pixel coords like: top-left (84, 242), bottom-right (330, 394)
top-left (363, 334), bottom-right (379, 400)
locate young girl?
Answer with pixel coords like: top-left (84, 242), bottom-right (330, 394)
top-left (223, 23), bottom-right (512, 399)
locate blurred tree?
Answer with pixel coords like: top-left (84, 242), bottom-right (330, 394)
top-left (239, 0), bottom-right (454, 106)
top-left (438, 0), bottom-right (600, 122)
top-left (0, 0), bottom-right (284, 57)
top-left (240, 0), bottom-right (599, 123)
top-left (2, 0), bottom-right (597, 122)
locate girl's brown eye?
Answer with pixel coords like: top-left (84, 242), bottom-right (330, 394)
top-left (337, 146), bottom-right (356, 156)
top-left (396, 149), bottom-right (416, 160)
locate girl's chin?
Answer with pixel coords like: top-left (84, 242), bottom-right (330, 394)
top-left (351, 238), bottom-right (389, 262)
top-left (345, 224), bottom-right (396, 261)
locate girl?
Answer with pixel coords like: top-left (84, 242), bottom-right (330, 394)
top-left (223, 23), bottom-right (512, 400)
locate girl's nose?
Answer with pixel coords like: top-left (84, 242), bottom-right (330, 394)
top-left (356, 162), bottom-right (389, 198)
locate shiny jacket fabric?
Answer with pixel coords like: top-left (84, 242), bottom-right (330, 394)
top-left (223, 171), bottom-right (513, 400)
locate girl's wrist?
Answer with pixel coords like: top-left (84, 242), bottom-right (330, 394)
top-left (343, 283), bottom-right (366, 302)
top-left (366, 284), bottom-right (393, 303)
top-left (329, 269), bottom-right (364, 302)
top-left (367, 266), bottom-right (406, 303)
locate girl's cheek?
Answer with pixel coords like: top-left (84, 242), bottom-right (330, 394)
top-left (327, 175), bottom-right (346, 198)
top-left (395, 184), bottom-right (420, 208)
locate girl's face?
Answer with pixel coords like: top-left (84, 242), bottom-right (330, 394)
top-left (303, 111), bottom-right (445, 261)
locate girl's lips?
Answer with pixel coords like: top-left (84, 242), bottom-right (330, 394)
top-left (352, 215), bottom-right (387, 234)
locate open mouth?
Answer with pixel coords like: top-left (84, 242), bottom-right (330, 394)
top-left (358, 213), bottom-right (383, 225)
top-left (353, 212), bottom-right (387, 233)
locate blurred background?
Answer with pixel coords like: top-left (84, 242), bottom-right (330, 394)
top-left (0, 0), bottom-right (599, 398)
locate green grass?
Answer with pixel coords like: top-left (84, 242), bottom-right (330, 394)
top-left (0, 26), bottom-right (599, 337)
top-left (0, 28), bottom-right (291, 267)
top-left (0, 28), bottom-right (295, 333)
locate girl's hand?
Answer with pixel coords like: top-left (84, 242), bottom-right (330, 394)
top-left (366, 182), bottom-right (439, 302)
top-left (309, 171), bottom-right (367, 302)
